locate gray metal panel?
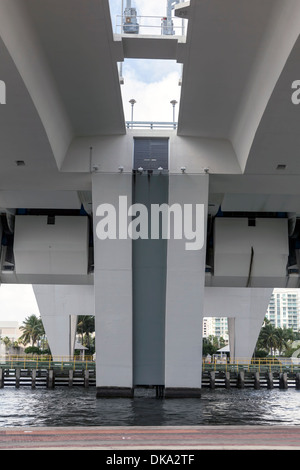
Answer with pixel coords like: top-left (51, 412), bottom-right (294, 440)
top-left (132, 173), bottom-right (168, 385)
top-left (133, 138), bottom-right (169, 170)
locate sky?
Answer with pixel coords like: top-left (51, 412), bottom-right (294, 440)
top-left (109, 0), bottom-right (183, 122)
top-left (0, 1), bottom-right (184, 326)
top-left (0, 284), bottom-right (40, 325)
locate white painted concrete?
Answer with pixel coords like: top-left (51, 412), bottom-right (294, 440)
top-left (14, 216), bottom-right (89, 276)
top-left (33, 284), bottom-right (94, 357)
top-left (62, 130), bottom-right (240, 175)
top-left (164, 174), bottom-right (208, 390)
top-left (213, 218), bottom-right (289, 287)
top-left (92, 173), bottom-right (133, 390)
top-left (204, 287), bottom-right (273, 359)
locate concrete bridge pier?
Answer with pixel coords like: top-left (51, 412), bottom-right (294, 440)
top-left (92, 173), bottom-right (134, 398)
top-left (164, 174), bottom-right (208, 398)
top-left (33, 285), bottom-right (94, 358)
top-left (91, 171), bottom-right (208, 398)
top-left (204, 287), bottom-right (273, 361)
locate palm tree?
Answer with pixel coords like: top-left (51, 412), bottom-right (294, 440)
top-left (257, 321), bottom-right (294, 357)
top-left (257, 322), bottom-right (279, 356)
top-left (19, 315), bottom-right (45, 347)
top-left (1, 336), bottom-right (12, 350)
top-left (275, 328), bottom-right (289, 356)
top-left (76, 316), bottom-right (95, 350)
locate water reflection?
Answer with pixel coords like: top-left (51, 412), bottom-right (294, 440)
top-left (0, 387), bottom-right (300, 427)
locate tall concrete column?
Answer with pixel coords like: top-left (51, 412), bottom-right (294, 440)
top-left (164, 174), bottom-right (208, 397)
top-left (33, 284), bottom-right (94, 357)
top-left (92, 173), bottom-right (133, 397)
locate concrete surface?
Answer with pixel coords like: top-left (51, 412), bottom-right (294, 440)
top-left (0, 425), bottom-right (300, 450)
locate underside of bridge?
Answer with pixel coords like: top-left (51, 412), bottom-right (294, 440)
top-left (0, 0), bottom-right (300, 396)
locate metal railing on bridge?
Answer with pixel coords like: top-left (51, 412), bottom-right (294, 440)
top-left (126, 121), bottom-right (177, 129)
top-left (115, 14), bottom-right (187, 37)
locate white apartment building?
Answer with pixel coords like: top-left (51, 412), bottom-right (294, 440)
top-left (203, 317), bottom-right (228, 340)
top-left (0, 321), bottom-right (21, 342)
top-left (266, 289), bottom-right (300, 332)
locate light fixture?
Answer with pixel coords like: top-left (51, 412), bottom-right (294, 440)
top-left (118, 166), bottom-right (124, 172)
top-left (129, 99), bottom-right (136, 124)
top-left (181, 166), bottom-right (186, 173)
top-left (15, 160), bottom-right (25, 166)
top-left (170, 100), bottom-right (178, 128)
top-left (138, 167), bottom-right (144, 174)
top-left (204, 167), bottom-right (210, 174)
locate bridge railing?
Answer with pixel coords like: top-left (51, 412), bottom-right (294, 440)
top-left (115, 14), bottom-right (187, 36)
top-left (126, 121), bottom-right (177, 129)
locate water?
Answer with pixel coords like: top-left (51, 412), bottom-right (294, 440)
top-left (1, 387), bottom-right (300, 427)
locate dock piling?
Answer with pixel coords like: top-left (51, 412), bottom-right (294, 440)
top-left (31, 369), bottom-right (37, 389)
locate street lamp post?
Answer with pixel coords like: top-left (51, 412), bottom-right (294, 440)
top-left (129, 99), bottom-right (136, 127)
top-left (170, 100), bottom-right (178, 128)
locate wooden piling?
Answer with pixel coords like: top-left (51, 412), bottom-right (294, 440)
top-left (84, 369), bottom-right (89, 388)
top-left (224, 371), bottom-right (231, 389)
top-left (69, 369), bottom-right (73, 387)
top-left (31, 369), bottom-right (36, 389)
top-left (0, 368), bottom-right (3, 388)
top-left (209, 371), bottom-right (215, 389)
top-left (254, 371), bottom-right (260, 389)
top-left (296, 373), bottom-right (300, 390)
top-left (15, 369), bottom-right (21, 389)
top-left (279, 372), bottom-right (288, 389)
top-left (237, 370), bottom-right (245, 388)
top-left (47, 369), bottom-right (55, 389)
top-left (266, 371), bottom-right (273, 389)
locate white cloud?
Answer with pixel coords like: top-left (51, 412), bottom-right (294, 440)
top-left (110, 0), bottom-right (169, 22)
top-left (121, 61), bottom-right (181, 122)
top-left (0, 285), bottom-right (40, 324)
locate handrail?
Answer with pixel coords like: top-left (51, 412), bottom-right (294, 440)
top-left (0, 355), bottom-right (95, 370)
top-left (115, 14), bottom-right (186, 36)
top-left (202, 357), bottom-right (300, 372)
top-left (126, 121), bottom-right (177, 129)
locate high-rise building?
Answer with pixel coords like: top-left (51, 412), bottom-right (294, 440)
top-left (266, 289), bottom-right (300, 332)
top-left (203, 317), bottom-right (228, 340)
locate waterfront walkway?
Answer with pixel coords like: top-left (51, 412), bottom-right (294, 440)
top-left (1, 426), bottom-right (300, 450)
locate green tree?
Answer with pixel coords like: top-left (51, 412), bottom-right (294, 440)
top-left (76, 316), bottom-right (95, 351)
top-left (1, 336), bottom-right (12, 349)
top-left (202, 335), bottom-right (227, 357)
top-left (202, 337), bottom-right (217, 356)
top-left (19, 315), bottom-right (45, 347)
top-left (275, 327), bottom-right (294, 356)
top-left (256, 320), bottom-right (294, 357)
top-left (257, 321), bottom-right (278, 356)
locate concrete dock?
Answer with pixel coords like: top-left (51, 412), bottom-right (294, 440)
top-left (1, 426), bottom-right (300, 450)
